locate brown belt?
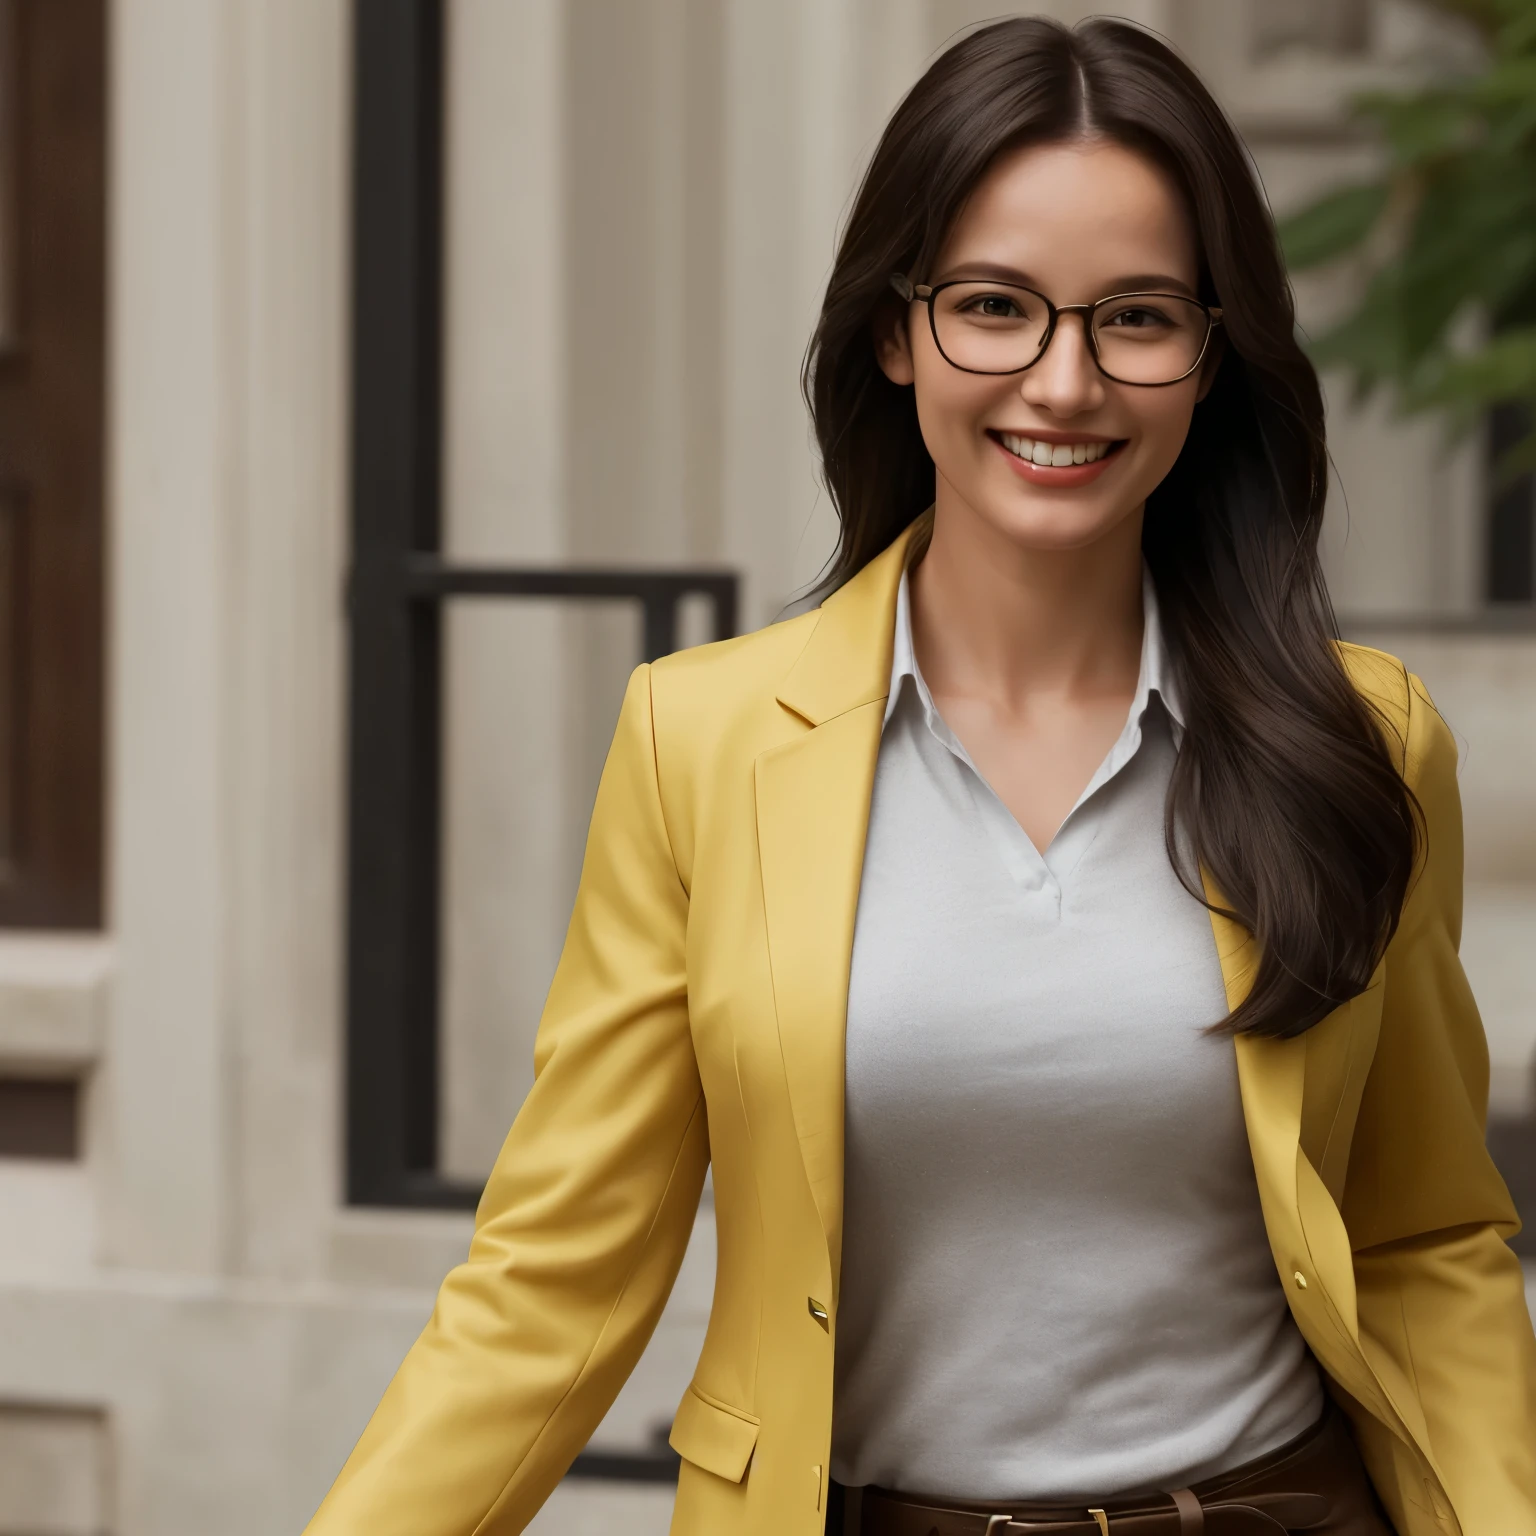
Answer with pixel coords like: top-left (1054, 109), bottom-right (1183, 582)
top-left (831, 1407), bottom-right (1395, 1536)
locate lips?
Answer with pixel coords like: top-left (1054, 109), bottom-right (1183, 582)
top-left (989, 430), bottom-right (1128, 486)
top-left (996, 430), bottom-right (1119, 467)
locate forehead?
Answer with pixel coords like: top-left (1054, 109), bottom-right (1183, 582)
top-left (933, 138), bottom-right (1199, 295)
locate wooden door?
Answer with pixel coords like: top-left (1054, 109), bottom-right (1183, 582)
top-left (0, 0), bottom-right (105, 927)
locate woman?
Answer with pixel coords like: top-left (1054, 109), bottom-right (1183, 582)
top-left (305, 17), bottom-right (1536, 1536)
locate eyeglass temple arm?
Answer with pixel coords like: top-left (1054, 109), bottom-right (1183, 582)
top-left (889, 273), bottom-right (932, 302)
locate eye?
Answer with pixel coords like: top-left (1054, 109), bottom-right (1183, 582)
top-left (1102, 304), bottom-right (1173, 330)
top-left (960, 292), bottom-right (1024, 319)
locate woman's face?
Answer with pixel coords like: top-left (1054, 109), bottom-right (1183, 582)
top-left (878, 137), bottom-right (1219, 554)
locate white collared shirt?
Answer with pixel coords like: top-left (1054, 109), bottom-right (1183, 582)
top-left (830, 568), bottom-right (1322, 1500)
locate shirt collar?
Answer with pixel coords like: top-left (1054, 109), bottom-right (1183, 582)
top-left (883, 563), bottom-right (1185, 739)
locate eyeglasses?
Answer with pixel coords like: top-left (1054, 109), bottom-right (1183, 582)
top-left (889, 273), bottom-right (1223, 387)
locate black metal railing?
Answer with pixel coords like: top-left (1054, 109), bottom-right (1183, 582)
top-left (345, 557), bottom-right (735, 1213)
top-left (345, 0), bottom-right (738, 1213)
top-left (404, 557), bottom-right (738, 663)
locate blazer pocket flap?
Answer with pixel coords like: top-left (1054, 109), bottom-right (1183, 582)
top-left (668, 1385), bottom-right (760, 1483)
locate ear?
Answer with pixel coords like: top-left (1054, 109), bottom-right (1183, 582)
top-left (1195, 330), bottom-right (1225, 402)
top-left (874, 299), bottom-right (916, 386)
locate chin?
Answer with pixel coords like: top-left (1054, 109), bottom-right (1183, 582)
top-left (982, 497), bottom-right (1130, 554)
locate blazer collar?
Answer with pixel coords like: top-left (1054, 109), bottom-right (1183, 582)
top-left (774, 521), bottom-right (921, 727)
top-left (780, 514), bottom-right (1187, 735)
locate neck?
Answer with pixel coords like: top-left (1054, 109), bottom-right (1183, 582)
top-left (908, 486), bottom-right (1146, 710)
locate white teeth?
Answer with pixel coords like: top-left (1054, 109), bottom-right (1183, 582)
top-left (999, 432), bottom-right (1115, 467)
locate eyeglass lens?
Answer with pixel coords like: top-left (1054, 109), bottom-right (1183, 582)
top-left (930, 281), bottom-right (1210, 384)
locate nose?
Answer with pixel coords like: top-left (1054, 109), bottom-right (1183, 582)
top-left (1018, 310), bottom-right (1105, 417)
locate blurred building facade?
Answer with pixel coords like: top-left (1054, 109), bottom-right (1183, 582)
top-left (0, 2), bottom-right (1531, 1534)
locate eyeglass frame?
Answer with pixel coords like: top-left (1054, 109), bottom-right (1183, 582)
top-left (888, 272), bottom-right (1224, 387)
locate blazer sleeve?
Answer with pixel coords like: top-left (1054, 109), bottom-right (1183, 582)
top-left (1341, 674), bottom-right (1536, 1530)
top-left (304, 665), bottom-right (709, 1536)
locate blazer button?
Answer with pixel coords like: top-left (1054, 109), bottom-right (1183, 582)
top-left (808, 1296), bottom-right (829, 1330)
top-left (1292, 1270), bottom-right (1308, 1290)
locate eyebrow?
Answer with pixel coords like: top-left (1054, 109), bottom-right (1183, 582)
top-left (934, 260), bottom-right (1199, 298)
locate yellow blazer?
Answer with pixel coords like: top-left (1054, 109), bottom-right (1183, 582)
top-left (307, 525), bottom-right (1536, 1536)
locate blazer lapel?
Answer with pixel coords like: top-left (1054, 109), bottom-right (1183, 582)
top-left (1206, 884), bottom-right (1309, 1247)
top-left (756, 709), bottom-right (882, 1298)
top-left (754, 528), bottom-right (916, 1297)
top-left (1209, 876), bottom-right (1375, 1219)
top-left (1211, 884), bottom-right (1371, 1351)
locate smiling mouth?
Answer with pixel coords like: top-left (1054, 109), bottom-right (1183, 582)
top-left (991, 430), bottom-right (1127, 467)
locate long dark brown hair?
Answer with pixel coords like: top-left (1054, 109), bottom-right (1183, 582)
top-left (802, 16), bottom-right (1419, 1039)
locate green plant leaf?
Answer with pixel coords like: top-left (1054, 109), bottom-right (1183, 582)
top-left (1501, 4), bottom-right (1536, 53)
top-left (1279, 182), bottom-right (1390, 270)
top-left (1356, 91), bottom-right (1476, 161)
top-left (1471, 56), bottom-right (1536, 113)
top-left (1281, 2), bottom-right (1536, 453)
top-left (1425, 326), bottom-right (1536, 405)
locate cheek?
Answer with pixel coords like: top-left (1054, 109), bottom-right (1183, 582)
top-left (1131, 389), bottom-right (1200, 472)
top-left (909, 353), bottom-right (1009, 456)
